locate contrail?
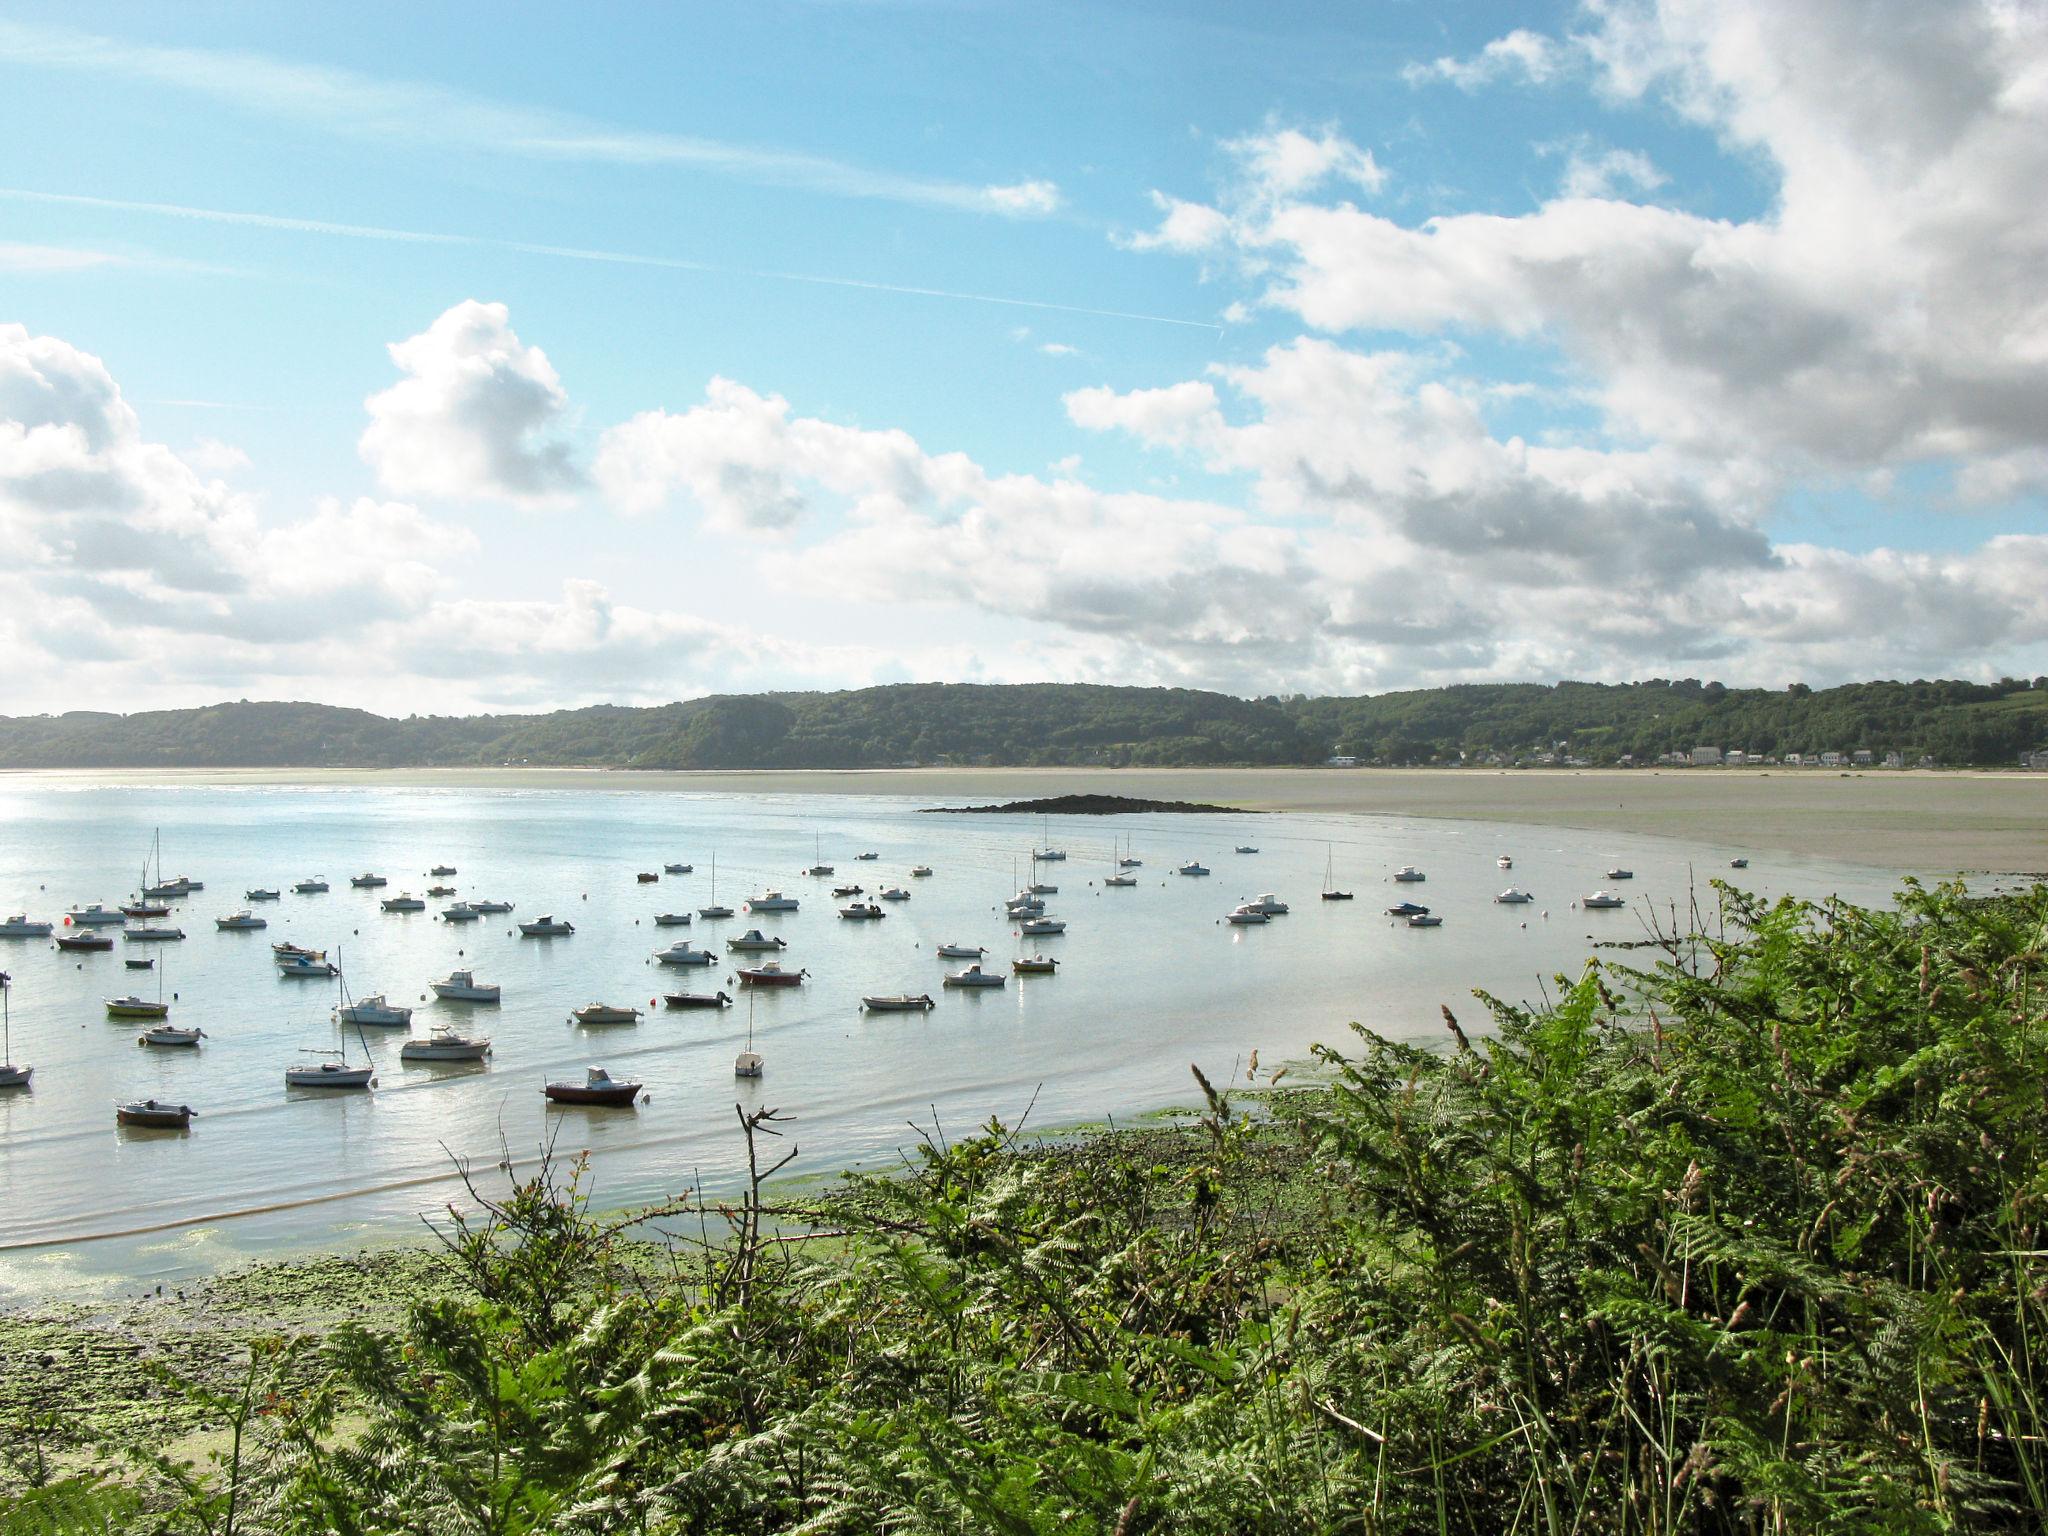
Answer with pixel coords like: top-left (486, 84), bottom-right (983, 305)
top-left (0, 187), bottom-right (1222, 333)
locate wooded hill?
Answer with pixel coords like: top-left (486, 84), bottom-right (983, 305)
top-left (3, 677), bottom-right (2046, 770)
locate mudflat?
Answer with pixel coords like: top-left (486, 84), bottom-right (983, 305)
top-left (6, 765), bottom-right (2043, 873)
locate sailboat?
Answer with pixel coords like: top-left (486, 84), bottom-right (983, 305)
top-left (735, 988), bottom-right (763, 1078)
top-left (287, 950), bottom-right (375, 1088)
top-left (698, 852), bottom-right (733, 919)
top-left (0, 971), bottom-right (29, 1088)
top-left (106, 956), bottom-right (172, 1019)
top-left (806, 834), bottom-right (834, 878)
top-left (1105, 835), bottom-right (1137, 888)
top-left (139, 827), bottom-right (202, 899)
top-left (1321, 844), bottom-right (1354, 901)
top-left (1032, 816), bottom-right (1066, 862)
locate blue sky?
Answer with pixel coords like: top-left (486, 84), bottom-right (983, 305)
top-left (2, 1), bottom-right (2044, 714)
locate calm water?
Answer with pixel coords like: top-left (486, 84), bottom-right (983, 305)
top-left (0, 783), bottom-right (1914, 1300)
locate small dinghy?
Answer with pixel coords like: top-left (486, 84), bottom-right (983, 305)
top-left (518, 915), bottom-right (574, 937)
top-left (944, 964), bottom-right (1005, 989)
top-left (401, 1029), bottom-right (491, 1063)
top-left (1605, 868), bottom-right (1635, 881)
top-left (571, 1002), bottom-right (643, 1026)
top-left (664, 989), bottom-right (732, 1009)
top-left (653, 912), bottom-right (693, 927)
top-left (1012, 956), bottom-right (1059, 975)
top-left (139, 1025), bottom-right (204, 1048)
top-left (935, 942), bottom-right (985, 959)
top-left (654, 942), bottom-right (717, 967)
top-left (544, 1066), bottom-right (642, 1107)
top-left (117, 1098), bottom-right (194, 1129)
top-left (862, 993), bottom-right (937, 1011)
top-left (637, 872), bottom-right (659, 883)
top-left (737, 964), bottom-right (806, 988)
top-left (725, 929), bottom-right (787, 952)
top-left (125, 957), bottom-right (155, 969)
top-left (1235, 846), bottom-right (1259, 854)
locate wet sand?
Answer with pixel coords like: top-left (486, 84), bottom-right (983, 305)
top-left (7, 765), bottom-right (2043, 874)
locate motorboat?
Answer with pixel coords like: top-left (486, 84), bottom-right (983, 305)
top-left (1011, 956), bottom-right (1059, 975)
top-left (1321, 889), bottom-right (1354, 901)
top-left (336, 993), bottom-right (412, 1027)
top-left (725, 929), bottom-right (787, 953)
top-left (831, 885), bottom-right (865, 898)
top-left (664, 862), bottom-right (692, 874)
top-left (654, 942), bottom-right (717, 966)
top-left (1177, 861), bottom-right (1210, 877)
top-left (1226, 905), bottom-right (1269, 925)
top-left (469, 899), bottom-right (514, 914)
top-left (1006, 893), bottom-right (1045, 914)
top-left (139, 1024), bottom-right (204, 1048)
top-left (1393, 866), bottom-right (1426, 883)
top-left (431, 969), bottom-right (501, 1002)
top-left (125, 957), bottom-right (155, 969)
top-left (427, 885), bottom-right (457, 898)
top-left (664, 989), bottom-right (732, 1009)
top-left (429, 865), bottom-right (457, 877)
top-left (935, 943), bottom-right (985, 959)
top-left (1498, 855), bottom-right (1513, 869)
top-left (746, 891), bottom-right (799, 912)
top-left (653, 911), bottom-right (693, 927)
top-left (105, 994), bottom-right (171, 1019)
top-left (246, 888), bottom-right (281, 902)
top-left (215, 910), bottom-right (267, 930)
top-left (441, 902), bottom-right (481, 922)
top-left (117, 1098), bottom-right (194, 1129)
top-left (1385, 901), bottom-right (1431, 918)
top-left (401, 1029), bottom-right (491, 1063)
top-left (878, 887), bottom-right (910, 902)
top-left (863, 993), bottom-right (937, 1011)
top-left (0, 915), bottom-right (53, 938)
top-left (910, 865), bottom-right (933, 877)
top-left (571, 1003), bottom-right (642, 1026)
top-left (381, 893), bottom-right (426, 913)
top-left (944, 964), bottom-right (1005, 989)
top-left (57, 931), bottom-right (113, 952)
top-left (854, 852), bottom-right (878, 862)
top-left (736, 964), bottom-right (806, 987)
top-left (1494, 887), bottom-right (1535, 904)
top-left (121, 901), bottom-right (172, 918)
top-left (1605, 868), bottom-right (1635, 881)
top-left (1120, 856), bottom-right (1142, 868)
top-left (1407, 913), bottom-right (1444, 928)
top-left (518, 915), bottom-right (575, 937)
top-left (1245, 893), bottom-right (1289, 915)
top-left (273, 940), bottom-right (326, 960)
top-left (1018, 917), bottom-right (1065, 935)
top-left (277, 954), bottom-right (339, 978)
top-left (544, 1067), bottom-right (642, 1107)
top-left (124, 924), bottom-right (185, 942)
top-left (285, 1055), bottom-right (374, 1090)
top-left (1235, 846), bottom-right (1259, 854)
top-left (293, 878), bottom-right (329, 894)
top-left (1582, 891), bottom-right (1627, 910)
top-left (350, 873), bottom-right (387, 888)
top-left (66, 904), bottom-right (127, 927)
top-left (838, 902), bottom-right (886, 920)
top-left (1729, 857), bottom-right (1749, 869)
top-left (1032, 848), bottom-right (1067, 863)
top-left (636, 872), bottom-right (659, 884)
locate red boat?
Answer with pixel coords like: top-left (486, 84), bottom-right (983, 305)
top-left (736, 964), bottom-right (807, 988)
top-left (543, 1067), bottom-right (643, 1107)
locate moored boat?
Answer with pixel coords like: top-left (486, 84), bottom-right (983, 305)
top-left (1582, 891), bottom-right (1627, 910)
top-left (401, 1029), bottom-right (491, 1062)
top-left (570, 1002), bottom-right (642, 1026)
top-left (349, 873), bottom-right (387, 888)
top-left (746, 891), bottom-right (799, 912)
top-left (1245, 893), bottom-right (1289, 915)
top-left (1407, 913), bottom-right (1444, 928)
top-left (725, 929), bottom-right (787, 953)
top-left (653, 911), bottom-right (693, 927)
top-left (737, 964), bottom-right (806, 987)
top-left (1393, 866), bottom-right (1427, 883)
top-left (336, 993), bottom-right (412, 1027)
top-left (105, 994), bottom-right (171, 1019)
top-left (910, 865), bottom-right (933, 877)
top-left (380, 893), bottom-right (426, 912)
top-left (429, 865), bottom-right (457, 877)
top-left (441, 902), bottom-right (481, 922)
top-left (935, 942), bottom-right (985, 959)
top-left (863, 993), bottom-right (937, 1010)
top-left (123, 923), bottom-right (185, 942)
top-left (0, 915), bottom-right (53, 938)
top-left (664, 862), bottom-right (692, 874)
top-left (284, 1056), bottom-right (374, 1089)
top-left (1386, 901), bottom-right (1431, 918)
top-left (1226, 905), bottom-right (1269, 925)
top-left (1018, 917), bottom-right (1065, 935)
top-left (654, 941), bottom-right (717, 966)
top-left (878, 887), bottom-right (910, 902)
top-left (664, 989), bottom-right (732, 1009)
top-left (293, 878), bottom-right (329, 893)
top-left (139, 1025), bottom-right (204, 1047)
top-left (545, 1066), bottom-right (642, 1106)
top-left (246, 888), bottom-right (281, 902)
top-left (1011, 956), bottom-right (1059, 975)
top-left (469, 899), bottom-right (515, 914)
top-left (120, 901), bottom-right (171, 919)
top-left (1495, 887), bottom-right (1535, 904)
top-left (215, 910), bottom-right (267, 930)
top-left (944, 963), bottom-right (1005, 989)
top-left (1177, 861), bottom-right (1210, 877)
top-left (517, 915), bottom-right (574, 937)
top-left (57, 931), bottom-right (114, 952)
top-left (278, 954), bottom-right (338, 978)
top-left (838, 902), bottom-right (886, 920)
top-left (66, 904), bottom-right (127, 927)
top-left (1605, 868), bottom-right (1635, 881)
top-left (431, 969), bottom-right (501, 1002)
top-left (117, 1098), bottom-right (194, 1129)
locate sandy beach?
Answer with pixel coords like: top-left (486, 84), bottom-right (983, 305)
top-left (7, 764), bottom-right (2043, 874)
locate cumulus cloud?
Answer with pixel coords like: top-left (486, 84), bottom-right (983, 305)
top-left (359, 300), bottom-right (583, 507)
top-left (1551, 144), bottom-right (1668, 199)
top-left (1403, 29), bottom-right (1563, 90)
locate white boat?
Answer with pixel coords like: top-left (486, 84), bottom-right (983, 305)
top-left (1393, 866), bottom-right (1426, 883)
top-left (336, 993), bottom-right (412, 1027)
top-left (215, 910), bottom-right (268, 930)
top-left (139, 837), bottom-right (201, 898)
top-left (381, 893), bottom-right (426, 913)
top-left (571, 1002), bottom-right (642, 1025)
top-left (286, 1055), bottom-right (374, 1089)
top-left (273, 940), bottom-right (326, 960)
top-left (293, 878), bottom-right (329, 893)
top-left (1245, 893), bottom-right (1289, 915)
top-left (245, 888), bottom-right (281, 902)
top-left (1582, 891), bottom-right (1627, 909)
top-left (935, 942), bottom-right (985, 959)
top-left (746, 891), bottom-right (799, 912)
top-left (734, 1050), bottom-right (763, 1078)
top-left (653, 911), bottom-right (693, 927)
top-left (66, 904), bottom-right (127, 927)
top-left (123, 923), bottom-right (185, 942)
top-left (1018, 917), bottom-right (1065, 935)
top-left (401, 1029), bottom-right (491, 1062)
top-left (862, 994), bottom-right (936, 1012)
top-left (469, 899), bottom-right (515, 914)
top-left (139, 1024), bottom-right (205, 1047)
top-left (1494, 887), bottom-right (1535, 904)
top-left (0, 915), bottom-right (53, 938)
top-left (1497, 855), bottom-right (1513, 869)
top-left (1012, 956), bottom-right (1060, 975)
top-left (278, 954), bottom-right (338, 978)
top-left (431, 969), bottom-right (501, 1002)
top-left (441, 902), bottom-right (481, 922)
top-left (854, 851), bottom-right (878, 861)
top-left (805, 834), bottom-right (833, 877)
top-left (944, 964), bottom-right (1006, 988)
top-left (116, 1098), bottom-right (194, 1129)
top-left (1226, 905), bottom-right (1269, 925)
top-left (1729, 857), bottom-right (1750, 869)
top-left (910, 865), bottom-right (933, 877)
top-left (349, 873), bottom-right (387, 889)
top-left (1605, 868), bottom-right (1635, 881)
top-left (699, 854), bottom-right (733, 918)
top-left (1006, 893), bottom-right (1046, 914)
top-left (1177, 862), bottom-right (1210, 877)
top-left (654, 942), bottom-right (717, 967)
top-left (725, 929), bottom-right (787, 952)
top-left (518, 915), bottom-right (575, 937)
top-left (0, 977), bottom-right (28, 1089)
top-left (838, 902), bottom-right (886, 920)
top-left (878, 887), bottom-right (910, 902)
top-left (1032, 848), bottom-right (1066, 862)
top-left (736, 963), bottom-right (806, 988)
top-left (1407, 913), bottom-right (1444, 928)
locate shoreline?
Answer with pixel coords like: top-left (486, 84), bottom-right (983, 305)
top-left (6, 763), bottom-right (2044, 874)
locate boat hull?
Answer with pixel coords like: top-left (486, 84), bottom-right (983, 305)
top-left (544, 1083), bottom-right (641, 1106)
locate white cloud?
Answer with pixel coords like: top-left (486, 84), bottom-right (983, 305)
top-left (1038, 342), bottom-right (1080, 358)
top-left (0, 242), bottom-right (124, 272)
top-left (359, 301), bottom-right (582, 507)
top-left (1120, 192), bottom-right (1234, 253)
top-left (1553, 144), bottom-right (1668, 199)
top-left (1403, 29), bottom-right (1563, 91)
top-left (1222, 125), bottom-right (1386, 199)
top-left (982, 180), bottom-right (1063, 216)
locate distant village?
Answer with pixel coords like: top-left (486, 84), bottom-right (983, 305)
top-left (1326, 747), bottom-right (1958, 770)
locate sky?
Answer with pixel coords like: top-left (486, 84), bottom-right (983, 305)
top-left (2, 0), bottom-right (2046, 717)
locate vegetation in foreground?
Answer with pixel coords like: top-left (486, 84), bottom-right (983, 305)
top-left (4, 675), bottom-right (2048, 769)
top-left (6, 881), bottom-right (2046, 1533)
